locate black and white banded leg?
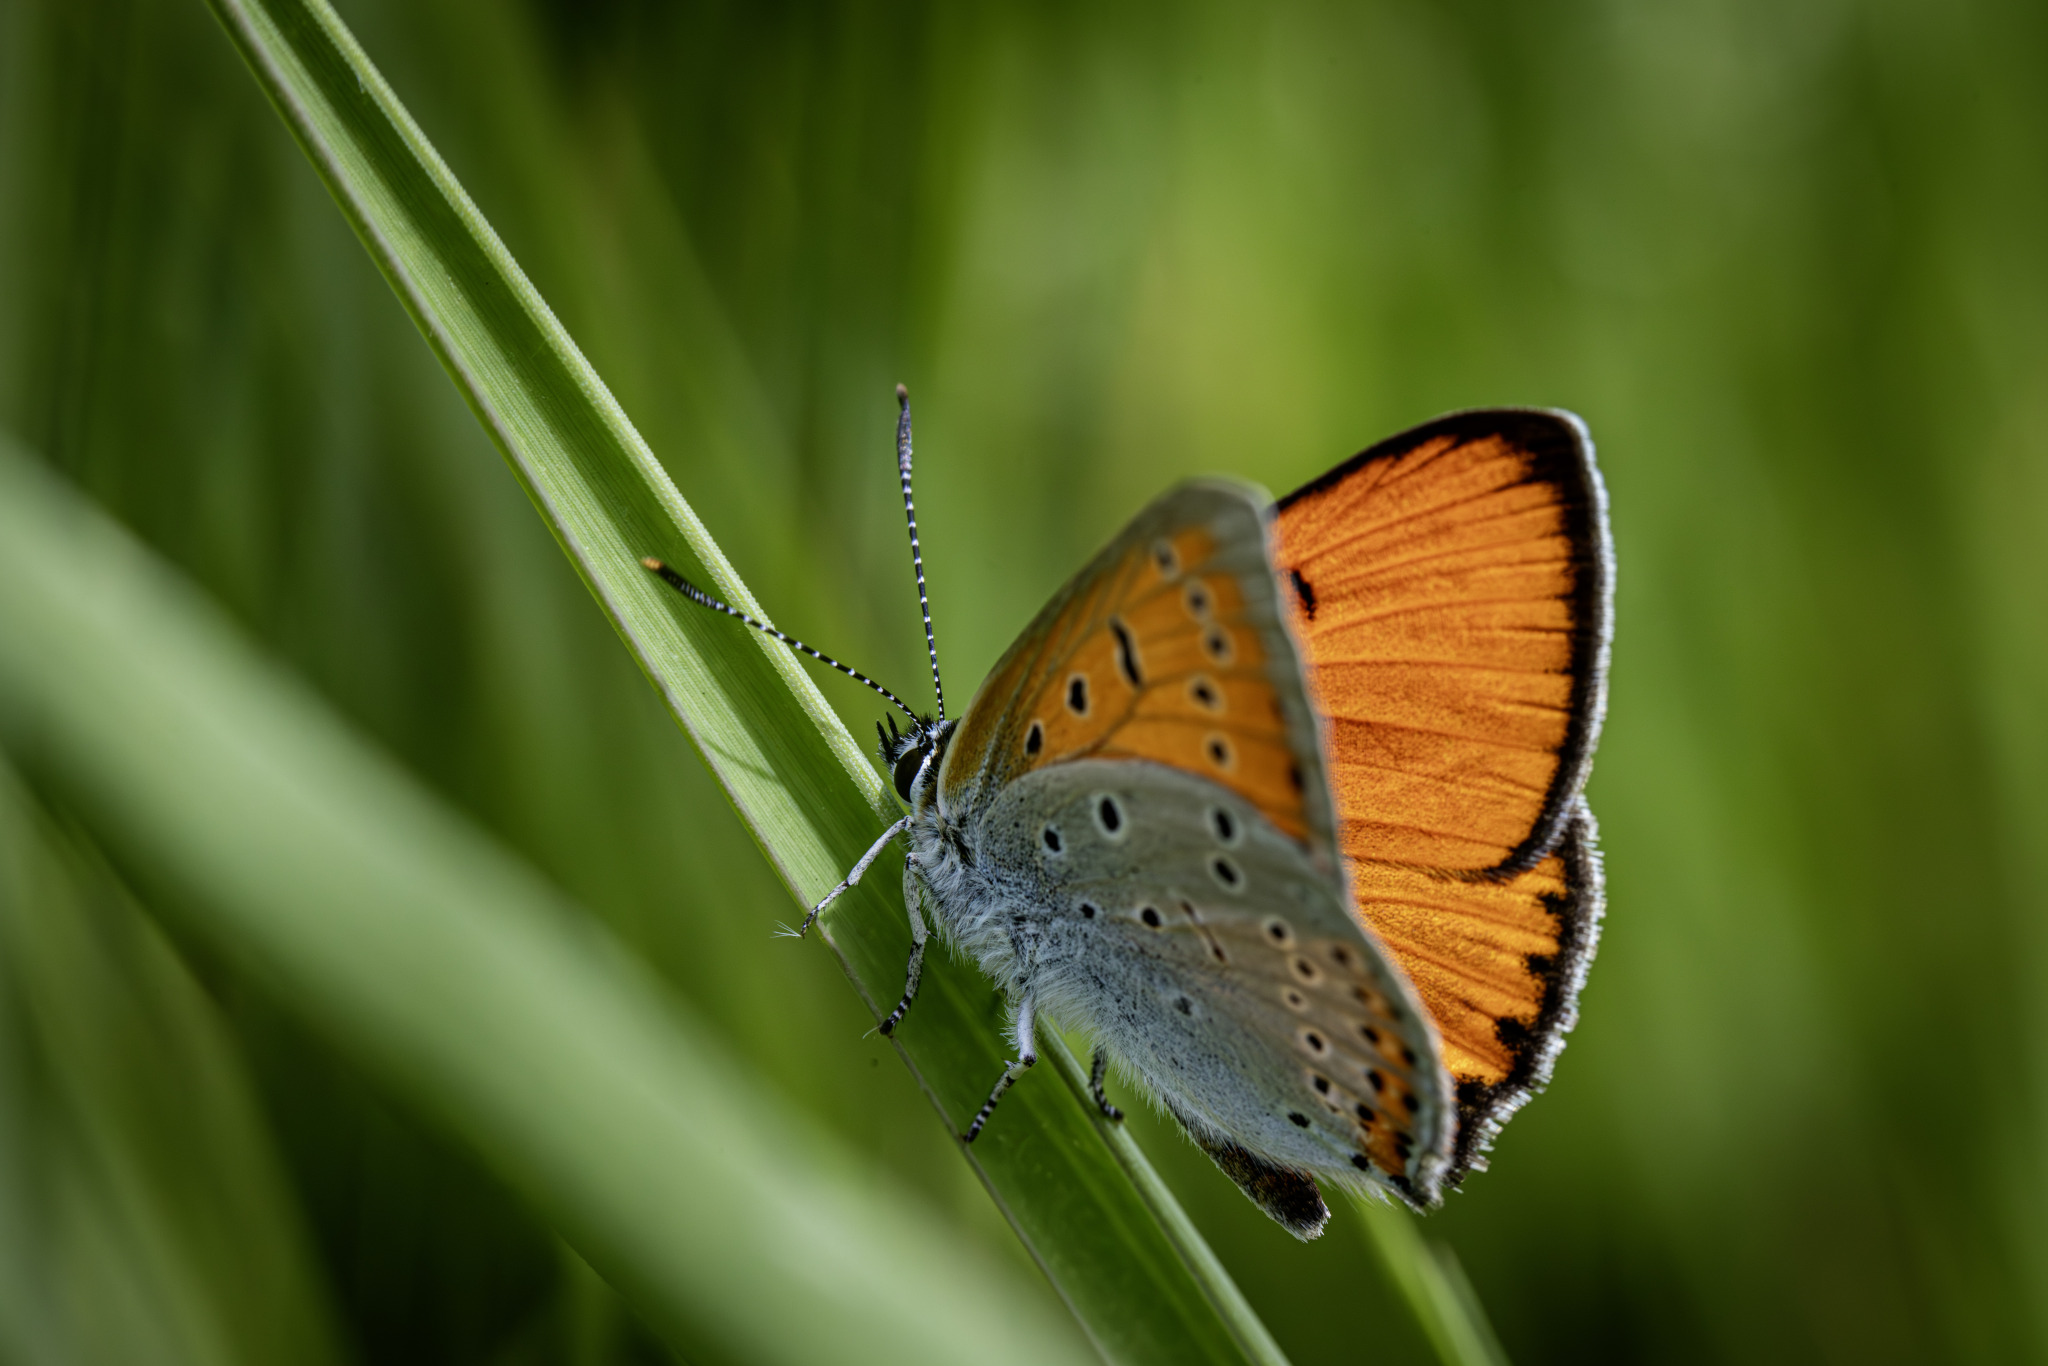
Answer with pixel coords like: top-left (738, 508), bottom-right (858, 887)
top-left (784, 817), bottom-right (908, 938)
top-left (878, 868), bottom-right (930, 1036)
top-left (964, 995), bottom-right (1038, 1143)
top-left (1089, 1047), bottom-right (1124, 1123)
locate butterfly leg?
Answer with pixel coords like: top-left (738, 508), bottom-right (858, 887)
top-left (1088, 1047), bottom-right (1124, 1123)
top-left (878, 873), bottom-right (930, 1036)
top-left (786, 817), bottom-right (909, 938)
top-left (964, 994), bottom-right (1037, 1143)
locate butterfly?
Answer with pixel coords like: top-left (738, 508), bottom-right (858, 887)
top-left (645, 392), bottom-right (1612, 1239)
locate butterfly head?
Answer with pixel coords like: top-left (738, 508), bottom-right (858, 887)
top-left (878, 714), bottom-right (956, 808)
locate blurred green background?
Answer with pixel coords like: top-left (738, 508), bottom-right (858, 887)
top-left (3, 0), bottom-right (2047, 1361)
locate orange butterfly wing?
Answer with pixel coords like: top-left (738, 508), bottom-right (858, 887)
top-left (1272, 409), bottom-right (1611, 1179)
top-left (940, 481), bottom-right (1460, 1195)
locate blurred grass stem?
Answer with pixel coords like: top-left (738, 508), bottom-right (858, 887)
top-left (0, 434), bottom-right (1091, 1366)
top-left (1352, 1194), bottom-right (1511, 1366)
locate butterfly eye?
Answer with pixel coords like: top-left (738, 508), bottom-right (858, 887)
top-left (1207, 807), bottom-right (1238, 844)
top-left (1204, 734), bottom-right (1235, 771)
top-left (1264, 918), bottom-right (1294, 946)
top-left (1151, 540), bottom-right (1180, 578)
top-left (891, 745), bottom-right (925, 802)
top-left (1183, 581), bottom-right (1212, 618)
top-left (1202, 627), bottom-right (1234, 663)
top-left (1139, 906), bottom-right (1163, 928)
top-left (1041, 826), bottom-right (1064, 854)
top-left (1209, 856), bottom-right (1243, 891)
top-left (1023, 720), bottom-right (1043, 757)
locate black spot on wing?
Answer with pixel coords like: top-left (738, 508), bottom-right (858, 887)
top-left (1110, 617), bottom-right (1142, 686)
top-left (1097, 795), bottom-right (1123, 833)
top-left (1289, 567), bottom-right (1317, 620)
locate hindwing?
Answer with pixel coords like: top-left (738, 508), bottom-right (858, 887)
top-left (978, 759), bottom-right (1455, 1213)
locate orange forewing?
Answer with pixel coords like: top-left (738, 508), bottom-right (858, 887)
top-left (1273, 410), bottom-right (1610, 1177)
top-left (945, 521), bottom-right (1315, 843)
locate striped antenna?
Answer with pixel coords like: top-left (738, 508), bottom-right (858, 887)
top-left (896, 385), bottom-right (947, 720)
top-left (640, 558), bottom-right (920, 720)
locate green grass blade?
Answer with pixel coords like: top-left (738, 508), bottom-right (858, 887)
top-left (1351, 1194), bottom-right (1511, 1366)
top-left (0, 434), bottom-right (1089, 1366)
top-left (0, 764), bottom-right (348, 1366)
top-left (196, 0), bottom-right (1287, 1360)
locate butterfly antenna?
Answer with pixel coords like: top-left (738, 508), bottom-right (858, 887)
top-left (640, 558), bottom-right (920, 720)
top-left (896, 385), bottom-right (947, 721)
